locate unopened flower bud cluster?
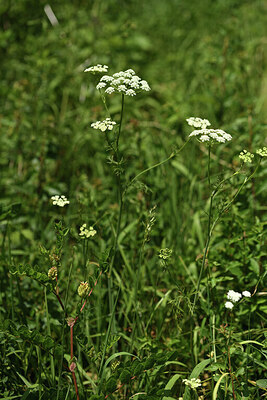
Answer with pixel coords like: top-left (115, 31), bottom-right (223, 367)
top-left (91, 118), bottom-right (116, 132)
top-left (96, 69), bottom-right (151, 96)
top-left (79, 224), bottom-right (97, 239)
top-left (187, 117), bottom-right (232, 144)
top-left (51, 195), bottom-right (70, 207)
top-left (256, 147), bottom-right (267, 157)
top-left (225, 289), bottom-right (251, 310)
top-left (84, 64), bottom-right (108, 73)
top-left (159, 248), bottom-right (172, 260)
top-left (239, 150), bottom-right (254, 163)
top-left (239, 147), bottom-right (266, 163)
top-left (78, 281), bottom-right (90, 298)
top-left (48, 266), bottom-right (57, 280)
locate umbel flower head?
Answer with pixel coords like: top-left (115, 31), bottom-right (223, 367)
top-left (84, 64), bottom-right (108, 74)
top-left (225, 289), bottom-right (251, 309)
top-left (51, 195), bottom-right (69, 207)
top-left (78, 281), bottom-right (90, 298)
top-left (225, 301), bottom-right (234, 310)
top-left (96, 69), bottom-right (151, 96)
top-left (91, 118), bottom-right (116, 132)
top-left (79, 224), bottom-right (97, 239)
top-left (187, 117), bottom-right (232, 144)
top-left (182, 378), bottom-right (201, 389)
top-left (227, 290), bottom-right (242, 303)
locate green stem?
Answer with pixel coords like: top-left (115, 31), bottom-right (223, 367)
top-left (192, 161), bottom-right (260, 313)
top-left (208, 144), bottom-right (211, 187)
top-left (45, 288), bottom-right (55, 382)
top-left (107, 94), bottom-right (125, 331)
top-left (116, 94), bottom-right (124, 155)
top-left (123, 139), bottom-right (190, 196)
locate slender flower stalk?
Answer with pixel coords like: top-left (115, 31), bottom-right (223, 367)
top-left (192, 159), bottom-right (261, 314)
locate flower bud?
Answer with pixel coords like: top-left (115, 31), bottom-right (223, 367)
top-left (78, 281), bottom-right (89, 298)
top-left (48, 267), bottom-right (57, 280)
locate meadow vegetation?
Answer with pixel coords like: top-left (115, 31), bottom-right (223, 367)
top-left (0, 1), bottom-right (266, 399)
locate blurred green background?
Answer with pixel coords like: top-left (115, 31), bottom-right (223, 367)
top-left (0, 0), bottom-right (266, 397)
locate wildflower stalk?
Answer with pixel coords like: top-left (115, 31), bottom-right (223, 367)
top-left (208, 144), bottom-right (211, 187)
top-left (123, 139), bottom-right (190, 196)
top-left (192, 160), bottom-right (261, 314)
top-left (116, 94), bottom-right (124, 153)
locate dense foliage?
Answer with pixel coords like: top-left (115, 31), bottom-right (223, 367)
top-left (0, 1), bottom-right (266, 399)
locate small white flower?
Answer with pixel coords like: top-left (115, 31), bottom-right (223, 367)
top-left (216, 136), bottom-right (226, 143)
top-left (242, 291), bottom-right (251, 297)
top-left (186, 117), bottom-right (211, 129)
top-left (118, 84), bottom-right (127, 92)
top-left (187, 121), bottom-right (232, 144)
top-left (225, 301), bottom-right (234, 309)
top-left (51, 195), bottom-right (70, 207)
top-left (95, 69), bottom-right (151, 96)
top-left (125, 69), bottom-right (135, 75)
top-left (227, 290), bottom-right (242, 303)
top-left (96, 82), bottom-right (106, 90)
top-left (100, 75), bottom-right (114, 82)
top-left (200, 134), bottom-right (210, 142)
top-left (125, 89), bottom-right (136, 96)
top-left (183, 378), bottom-right (201, 389)
top-left (105, 87), bottom-right (115, 94)
top-left (84, 64), bottom-right (108, 73)
top-left (91, 118), bottom-right (116, 132)
top-left (129, 81), bottom-right (140, 89)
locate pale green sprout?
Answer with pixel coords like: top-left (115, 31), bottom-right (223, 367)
top-left (239, 150), bottom-right (254, 163)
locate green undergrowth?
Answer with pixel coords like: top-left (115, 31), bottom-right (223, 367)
top-left (0, 0), bottom-right (266, 399)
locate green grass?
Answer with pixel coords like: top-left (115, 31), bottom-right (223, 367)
top-left (0, 1), bottom-right (266, 399)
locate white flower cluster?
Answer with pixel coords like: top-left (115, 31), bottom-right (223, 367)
top-left (96, 69), bottom-right (151, 96)
top-left (79, 224), bottom-right (97, 239)
top-left (225, 289), bottom-right (251, 310)
top-left (91, 118), bottom-right (116, 132)
top-left (239, 150), bottom-right (254, 163)
top-left (187, 117), bottom-right (232, 144)
top-left (84, 64), bottom-right (108, 73)
top-left (51, 195), bottom-right (69, 207)
top-left (256, 147), bottom-right (267, 157)
top-left (186, 117), bottom-right (211, 129)
top-left (182, 378), bottom-right (201, 389)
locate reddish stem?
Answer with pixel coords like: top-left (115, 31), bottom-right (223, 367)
top-left (54, 291), bottom-right (65, 312)
top-left (69, 271), bottom-right (103, 399)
